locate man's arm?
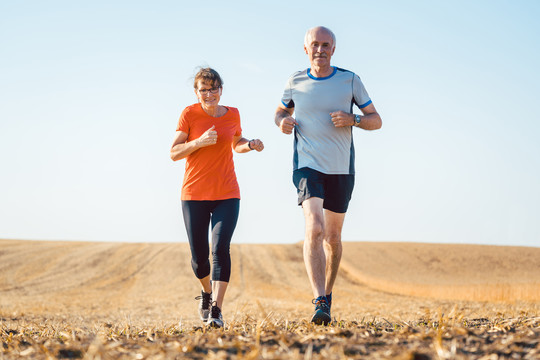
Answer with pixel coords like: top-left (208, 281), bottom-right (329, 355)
top-left (275, 104), bottom-right (297, 135)
top-left (330, 103), bottom-right (382, 130)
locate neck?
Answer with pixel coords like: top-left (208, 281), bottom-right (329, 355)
top-left (201, 104), bottom-right (220, 117)
top-left (310, 65), bottom-right (333, 78)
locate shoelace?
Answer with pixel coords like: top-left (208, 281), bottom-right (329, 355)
top-left (312, 297), bottom-right (330, 312)
top-left (210, 301), bottom-right (221, 319)
top-left (195, 292), bottom-right (212, 309)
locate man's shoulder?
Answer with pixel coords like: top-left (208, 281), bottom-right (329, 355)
top-left (288, 68), bottom-right (309, 80)
top-left (334, 67), bottom-right (367, 86)
top-left (334, 67), bottom-right (357, 77)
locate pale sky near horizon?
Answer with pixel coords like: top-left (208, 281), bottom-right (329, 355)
top-left (1, 0), bottom-right (539, 247)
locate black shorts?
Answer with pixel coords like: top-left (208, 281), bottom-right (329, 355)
top-left (292, 167), bottom-right (355, 213)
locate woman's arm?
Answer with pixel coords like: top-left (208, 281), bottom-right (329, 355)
top-left (170, 126), bottom-right (218, 161)
top-left (232, 135), bottom-right (264, 153)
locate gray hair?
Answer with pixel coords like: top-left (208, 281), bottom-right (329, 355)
top-left (304, 26), bottom-right (336, 47)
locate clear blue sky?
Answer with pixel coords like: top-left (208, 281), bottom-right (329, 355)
top-left (1, 0), bottom-right (539, 247)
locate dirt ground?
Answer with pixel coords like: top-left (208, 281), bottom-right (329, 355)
top-left (0, 239), bottom-right (539, 358)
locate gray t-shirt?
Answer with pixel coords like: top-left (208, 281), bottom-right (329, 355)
top-left (281, 66), bottom-right (372, 175)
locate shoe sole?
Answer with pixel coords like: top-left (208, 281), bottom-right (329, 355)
top-left (207, 319), bottom-right (224, 328)
top-left (311, 310), bottom-right (331, 325)
top-left (199, 311), bottom-right (210, 322)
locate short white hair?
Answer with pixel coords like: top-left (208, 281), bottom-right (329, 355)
top-left (304, 26), bottom-right (336, 47)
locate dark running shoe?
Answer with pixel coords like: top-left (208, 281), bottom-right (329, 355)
top-left (326, 293), bottom-right (332, 318)
top-left (311, 296), bottom-right (331, 325)
top-left (207, 302), bottom-right (224, 328)
top-left (194, 291), bottom-right (212, 323)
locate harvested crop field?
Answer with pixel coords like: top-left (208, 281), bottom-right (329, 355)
top-left (1, 239), bottom-right (539, 359)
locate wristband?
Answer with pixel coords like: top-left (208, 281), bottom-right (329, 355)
top-left (248, 140), bottom-right (254, 150)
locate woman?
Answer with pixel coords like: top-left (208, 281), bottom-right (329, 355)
top-left (170, 67), bottom-right (264, 328)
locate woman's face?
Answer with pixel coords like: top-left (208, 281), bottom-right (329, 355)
top-left (195, 80), bottom-right (222, 108)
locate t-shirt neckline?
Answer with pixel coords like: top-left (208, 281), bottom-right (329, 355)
top-left (198, 103), bottom-right (229, 118)
top-left (307, 67), bottom-right (337, 80)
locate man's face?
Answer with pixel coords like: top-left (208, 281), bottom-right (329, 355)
top-left (304, 28), bottom-right (335, 68)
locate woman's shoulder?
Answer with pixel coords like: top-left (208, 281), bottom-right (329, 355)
top-left (223, 106), bottom-right (240, 116)
top-left (184, 103), bottom-right (202, 113)
top-left (180, 103), bottom-right (202, 118)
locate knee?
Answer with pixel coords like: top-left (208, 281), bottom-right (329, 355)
top-left (305, 221), bottom-right (324, 244)
top-left (212, 241), bottom-right (230, 259)
top-left (325, 232), bottom-right (342, 248)
top-left (191, 258), bottom-right (210, 279)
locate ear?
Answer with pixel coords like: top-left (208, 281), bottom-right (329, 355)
top-left (304, 44), bottom-right (308, 54)
top-left (331, 46), bottom-right (336, 55)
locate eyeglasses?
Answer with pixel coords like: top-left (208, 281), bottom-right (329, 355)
top-left (198, 87), bottom-right (221, 95)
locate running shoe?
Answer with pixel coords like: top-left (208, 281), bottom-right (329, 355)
top-left (194, 291), bottom-right (212, 323)
top-left (326, 293), bottom-right (332, 318)
top-left (311, 296), bottom-right (331, 325)
top-left (207, 302), bottom-right (224, 328)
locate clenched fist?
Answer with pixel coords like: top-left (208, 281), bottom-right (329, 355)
top-left (330, 111), bottom-right (354, 127)
top-left (279, 117), bottom-right (298, 134)
top-left (197, 125), bottom-right (218, 147)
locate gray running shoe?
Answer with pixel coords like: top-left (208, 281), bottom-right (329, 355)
top-left (207, 302), bottom-right (224, 328)
top-left (311, 296), bottom-right (331, 325)
top-left (195, 291), bottom-right (212, 322)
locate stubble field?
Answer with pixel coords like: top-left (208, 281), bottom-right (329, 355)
top-left (1, 239), bottom-right (539, 359)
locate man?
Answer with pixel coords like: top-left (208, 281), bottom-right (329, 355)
top-left (275, 26), bottom-right (382, 325)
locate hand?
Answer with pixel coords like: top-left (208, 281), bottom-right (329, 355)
top-left (279, 117), bottom-right (297, 135)
top-left (330, 111), bottom-right (354, 127)
top-left (248, 139), bottom-right (264, 152)
top-left (197, 125), bottom-right (218, 147)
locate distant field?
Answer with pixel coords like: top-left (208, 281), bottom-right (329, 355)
top-left (0, 239), bottom-right (539, 358)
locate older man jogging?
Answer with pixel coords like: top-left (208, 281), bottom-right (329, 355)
top-left (274, 26), bottom-right (382, 325)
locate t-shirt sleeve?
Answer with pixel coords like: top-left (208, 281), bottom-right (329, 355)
top-left (352, 74), bottom-right (372, 109)
top-left (176, 107), bottom-right (190, 133)
top-left (235, 108), bottom-right (242, 136)
top-left (280, 77), bottom-right (295, 108)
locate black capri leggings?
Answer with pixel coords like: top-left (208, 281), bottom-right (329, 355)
top-left (181, 198), bottom-right (240, 282)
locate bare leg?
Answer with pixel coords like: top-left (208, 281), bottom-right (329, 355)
top-left (302, 197), bottom-right (326, 298)
top-left (323, 209), bottom-right (346, 296)
top-left (199, 275), bottom-right (212, 294)
top-left (212, 280), bottom-right (228, 309)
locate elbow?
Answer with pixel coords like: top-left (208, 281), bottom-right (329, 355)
top-left (362, 116), bottom-right (382, 131)
top-left (370, 115), bottom-right (382, 130)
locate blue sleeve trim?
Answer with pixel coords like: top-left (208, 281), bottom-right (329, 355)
top-left (359, 99), bottom-right (372, 108)
top-left (282, 100), bottom-right (294, 108)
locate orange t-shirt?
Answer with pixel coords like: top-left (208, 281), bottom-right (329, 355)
top-left (176, 103), bottom-right (242, 201)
